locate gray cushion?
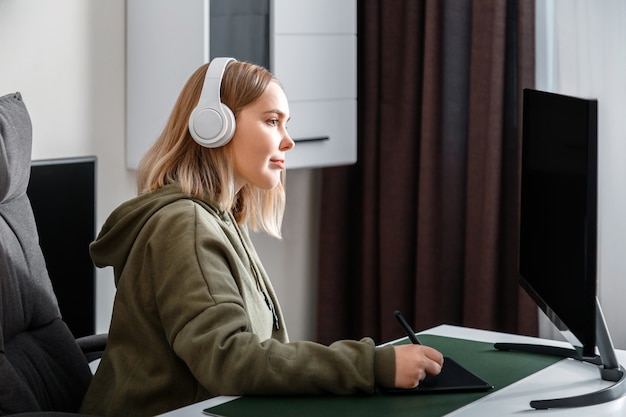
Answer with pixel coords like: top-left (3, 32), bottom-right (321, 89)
top-left (2, 320), bottom-right (92, 413)
top-left (0, 92), bottom-right (32, 204)
top-left (0, 92), bottom-right (92, 414)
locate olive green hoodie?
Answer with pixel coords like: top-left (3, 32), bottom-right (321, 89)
top-left (80, 185), bottom-right (395, 416)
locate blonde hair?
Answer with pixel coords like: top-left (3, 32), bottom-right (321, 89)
top-left (137, 60), bottom-right (286, 238)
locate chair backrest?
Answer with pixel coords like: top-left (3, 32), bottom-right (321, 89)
top-left (0, 92), bottom-right (92, 414)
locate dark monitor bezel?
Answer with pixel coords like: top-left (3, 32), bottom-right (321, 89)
top-left (27, 156), bottom-right (97, 338)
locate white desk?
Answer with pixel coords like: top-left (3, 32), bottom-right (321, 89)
top-left (430, 325), bottom-right (626, 416)
top-left (159, 325), bottom-right (626, 416)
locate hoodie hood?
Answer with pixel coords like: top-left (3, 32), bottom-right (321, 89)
top-left (90, 185), bottom-right (221, 286)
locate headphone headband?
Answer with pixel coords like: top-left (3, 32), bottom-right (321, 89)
top-left (188, 57), bottom-right (237, 148)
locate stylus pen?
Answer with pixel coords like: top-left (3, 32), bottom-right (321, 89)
top-left (394, 310), bottom-right (423, 345)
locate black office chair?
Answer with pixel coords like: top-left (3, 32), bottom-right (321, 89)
top-left (0, 92), bottom-right (106, 415)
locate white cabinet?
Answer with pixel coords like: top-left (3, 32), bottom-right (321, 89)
top-left (126, 0), bottom-right (357, 170)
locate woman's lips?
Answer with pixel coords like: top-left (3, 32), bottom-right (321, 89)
top-left (271, 159), bottom-right (285, 170)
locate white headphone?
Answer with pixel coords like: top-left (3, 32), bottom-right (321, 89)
top-left (188, 57), bottom-right (237, 148)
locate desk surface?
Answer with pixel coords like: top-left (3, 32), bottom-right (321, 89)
top-left (159, 325), bottom-right (626, 416)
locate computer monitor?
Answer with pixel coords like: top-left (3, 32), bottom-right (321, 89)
top-left (494, 89), bottom-right (625, 409)
top-left (520, 88), bottom-right (598, 358)
top-left (27, 156), bottom-right (96, 338)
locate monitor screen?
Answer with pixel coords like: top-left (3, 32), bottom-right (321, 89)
top-left (27, 156), bottom-right (96, 338)
top-left (519, 89), bottom-right (598, 357)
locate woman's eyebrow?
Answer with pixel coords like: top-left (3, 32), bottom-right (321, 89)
top-left (263, 109), bottom-right (291, 122)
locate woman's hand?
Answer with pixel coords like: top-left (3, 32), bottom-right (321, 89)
top-left (393, 344), bottom-right (444, 388)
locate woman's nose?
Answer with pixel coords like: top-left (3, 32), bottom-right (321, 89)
top-left (280, 130), bottom-right (295, 151)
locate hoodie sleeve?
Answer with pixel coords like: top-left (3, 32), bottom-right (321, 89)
top-left (147, 200), bottom-right (396, 395)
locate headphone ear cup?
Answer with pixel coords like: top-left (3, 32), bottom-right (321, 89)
top-left (189, 101), bottom-right (235, 148)
top-left (215, 103), bottom-right (236, 147)
top-left (188, 57), bottom-right (237, 148)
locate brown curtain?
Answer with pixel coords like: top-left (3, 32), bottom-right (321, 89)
top-left (316, 0), bottom-right (537, 345)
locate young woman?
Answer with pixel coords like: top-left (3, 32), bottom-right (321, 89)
top-left (80, 59), bottom-right (443, 416)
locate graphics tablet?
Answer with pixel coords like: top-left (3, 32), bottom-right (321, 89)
top-left (379, 356), bottom-right (493, 394)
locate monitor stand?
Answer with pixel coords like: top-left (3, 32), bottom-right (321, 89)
top-left (494, 298), bottom-right (626, 409)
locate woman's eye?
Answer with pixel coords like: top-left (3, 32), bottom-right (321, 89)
top-left (268, 119), bottom-right (278, 127)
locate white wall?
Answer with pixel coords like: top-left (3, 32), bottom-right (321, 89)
top-left (0, 0), bottom-right (131, 335)
top-left (0, 0), bottom-right (319, 342)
